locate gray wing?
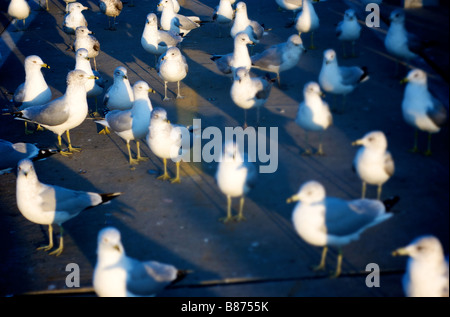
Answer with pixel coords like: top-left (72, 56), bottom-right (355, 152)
top-left (212, 54), bottom-right (233, 75)
top-left (249, 20), bottom-right (264, 40)
top-left (339, 66), bottom-right (365, 86)
top-left (39, 183), bottom-right (101, 215)
top-left (181, 55), bottom-right (188, 73)
top-left (158, 30), bottom-right (182, 47)
top-left (174, 15), bottom-right (199, 31)
top-left (324, 198), bottom-right (385, 236)
top-left (255, 77), bottom-right (272, 101)
top-left (427, 95), bottom-right (448, 128)
top-left (21, 98), bottom-right (70, 126)
top-left (0, 141), bottom-right (38, 171)
top-left (13, 83), bottom-right (25, 106)
top-left (106, 110), bottom-right (132, 133)
top-left (126, 259), bottom-right (178, 296)
top-left (384, 151), bottom-right (395, 177)
top-left (103, 86), bottom-right (111, 105)
top-left (285, 0), bottom-right (302, 5)
top-left (251, 44), bottom-right (284, 69)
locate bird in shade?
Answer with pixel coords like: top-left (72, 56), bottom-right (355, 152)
top-left (294, 0), bottom-right (319, 49)
top-left (230, 2), bottom-right (265, 44)
top-left (275, 0), bottom-right (302, 17)
top-left (14, 70), bottom-right (98, 155)
top-left (287, 180), bottom-right (398, 277)
top-left (93, 227), bottom-right (189, 297)
top-left (7, 0), bottom-right (30, 31)
top-left (212, 0), bottom-right (235, 37)
top-left (393, 235), bottom-right (449, 297)
top-left (352, 131), bottom-right (394, 200)
top-left (16, 159), bottom-right (121, 256)
top-left (158, 0), bottom-right (201, 37)
top-left (103, 66), bottom-right (134, 113)
top-left (157, 47), bottom-right (188, 101)
top-left (336, 9), bottom-right (361, 58)
top-left (295, 82), bottom-right (332, 155)
top-left (216, 141), bottom-right (257, 223)
top-left (99, 0), bottom-right (123, 31)
top-left (401, 69), bottom-right (447, 156)
top-left (95, 81), bottom-right (155, 166)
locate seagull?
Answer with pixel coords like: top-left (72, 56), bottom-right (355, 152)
top-left (16, 159), bottom-right (121, 256)
top-left (287, 180), bottom-right (397, 277)
top-left (96, 81), bottom-right (155, 165)
top-left (230, 2), bottom-right (265, 44)
top-left (146, 107), bottom-right (192, 183)
top-left (141, 13), bottom-right (183, 68)
top-left (275, 0), bottom-right (302, 15)
top-left (401, 69), bottom-right (447, 156)
top-left (74, 26), bottom-right (101, 71)
top-left (157, 47), bottom-right (188, 101)
top-left (294, 0), bottom-right (319, 50)
top-left (103, 66), bottom-right (134, 112)
top-left (318, 49), bottom-right (369, 112)
top-left (213, 0), bottom-right (235, 37)
top-left (93, 227), bottom-right (188, 297)
top-left (352, 131), bottom-right (394, 200)
top-left (63, 0), bottom-right (76, 13)
top-left (393, 235), bottom-right (449, 297)
top-left (230, 67), bottom-right (274, 127)
top-left (336, 9), bottom-right (361, 58)
top-left (7, 0), bottom-right (30, 31)
top-left (14, 70), bottom-right (98, 155)
top-left (295, 82), bottom-right (332, 155)
top-left (251, 34), bottom-right (305, 87)
top-left (159, 0), bottom-right (201, 37)
top-left (157, 0), bottom-right (180, 14)
top-left (210, 32), bottom-right (254, 77)
top-left (0, 139), bottom-right (56, 175)
top-left (74, 48), bottom-right (105, 116)
top-left (63, 2), bottom-right (88, 36)
top-left (216, 141), bottom-right (257, 223)
top-left (99, 0), bottom-right (123, 31)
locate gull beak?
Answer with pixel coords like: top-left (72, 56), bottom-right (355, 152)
top-left (89, 75), bottom-right (99, 80)
top-left (351, 139), bottom-right (363, 146)
top-left (319, 91), bottom-right (325, 98)
top-left (113, 244), bottom-right (121, 252)
top-left (400, 78), bottom-right (409, 84)
top-left (325, 60), bottom-right (331, 65)
top-left (148, 88), bottom-right (156, 93)
top-left (286, 194), bottom-right (300, 204)
top-left (84, 57), bottom-right (90, 61)
top-left (41, 63), bottom-right (50, 69)
top-left (392, 247), bottom-right (409, 257)
top-left (123, 75), bottom-right (128, 79)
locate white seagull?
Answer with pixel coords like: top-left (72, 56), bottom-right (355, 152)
top-left (99, 0), bottom-right (123, 31)
top-left (63, 2), bottom-right (88, 35)
top-left (216, 141), bottom-right (257, 223)
top-left (157, 47), bottom-right (188, 101)
top-left (16, 159), bottom-right (121, 256)
top-left (294, 0), bottom-right (319, 49)
top-left (93, 227), bottom-right (188, 297)
top-left (401, 69), bottom-right (447, 155)
top-left (7, 0), bottom-right (30, 31)
top-left (230, 2), bottom-right (265, 44)
top-left (336, 9), bottom-right (362, 58)
top-left (159, 0), bottom-right (201, 37)
top-left (295, 82), bottom-right (332, 155)
top-left (157, 0), bottom-right (180, 14)
top-left (103, 66), bottom-right (134, 112)
top-left (352, 131), bottom-right (395, 200)
top-left (96, 81), bottom-right (155, 165)
top-left (393, 235), bottom-right (449, 297)
top-left (74, 26), bottom-right (101, 71)
top-left (287, 180), bottom-right (397, 277)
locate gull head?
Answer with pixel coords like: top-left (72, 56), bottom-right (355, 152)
top-left (234, 67), bottom-right (249, 83)
top-left (352, 131), bottom-right (388, 151)
top-left (402, 69), bottom-right (427, 86)
top-left (146, 13), bottom-right (157, 26)
top-left (75, 26), bottom-right (93, 37)
top-left (17, 159), bottom-right (37, 179)
top-left (151, 107), bottom-right (168, 122)
top-left (389, 9), bottom-right (405, 24)
top-left (133, 80), bottom-right (155, 97)
top-left (67, 69), bottom-right (98, 86)
top-left (97, 227), bottom-right (125, 255)
top-left (67, 2), bottom-right (88, 13)
top-left (113, 66), bottom-right (129, 81)
top-left (162, 47), bottom-right (182, 61)
top-left (344, 9), bottom-right (356, 21)
top-left (158, 0), bottom-right (173, 9)
top-left (25, 55), bottom-right (50, 70)
top-left (287, 180), bottom-right (326, 204)
top-left (76, 48), bottom-right (90, 61)
top-left (323, 49), bottom-right (337, 65)
top-left (288, 34), bottom-right (305, 49)
top-left (304, 82), bottom-right (324, 98)
top-left (235, 32), bottom-right (254, 46)
top-left (235, 2), bottom-right (247, 13)
top-left (392, 235), bottom-right (445, 261)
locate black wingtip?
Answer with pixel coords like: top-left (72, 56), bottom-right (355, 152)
top-left (100, 192), bottom-right (122, 204)
top-left (33, 148), bottom-right (59, 162)
top-left (383, 196), bottom-right (400, 212)
top-left (172, 269), bottom-right (192, 285)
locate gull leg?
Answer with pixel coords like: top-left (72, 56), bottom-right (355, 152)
top-left (98, 126), bottom-right (111, 135)
top-left (176, 81), bottom-right (184, 99)
top-left (277, 72), bottom-right (281, 88)
top-left (220, 195), bottom-right (233, 223)
top-left (66, 130), bottom-right (81, 153)
top-left (163, 82), bottom-right (170, 101)
top-left (409, 129), bottom-right (419, 153)
top-left (424, 133), bottom-right (433, 156)
top-left (93, 57), bottom-right (98, 72)
top-left (24, 122), bottom-right (34, 135)
top-left (243, 109), bottom-right (248, 129)
top-left (157, 158), bottom-right (171, 180)
top-left (377, 184), bottom-right (382, 200)
top-left (302, 131), bottom-right (312, 155)
top-left (311, 246), bottom-right (328, 271)
top-left (136, 141), bottom-right (149, 162)
top-left (316, 131), bottom-right (325, 156)
top-left (127, 141), bottom-right (139, 165)
top-left (49, 225), bottom-right (64, 256)
top-left (233, 196), bottom-right (246, 222)
top-left (37, 225), bottom-right (54, 252)
top-left (57, 134), bottom-right (72, 156)
top-left (170, 161), bottom-right (181, 183)
top-left (330, 249), bottom-right (343, 278)
top-left (361, 181), bottom-right (367, 199)
top-left (309, 32), bottom-right (316, 50)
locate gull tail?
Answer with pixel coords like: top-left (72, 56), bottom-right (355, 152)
top-left (171, 269), bottom-right (193, 286)
top-left (99, 192), bottom-right (122, 204)
top-left (359, 66), bottom-right (370, 83)
top-left (382, 196), bottom-right (400, 212)
top-left (12, 111), bottom-right (32, 122)
top-left (210, 55), bottom-right (223, 61)
top-left (33, 148), bottom-right (59, 162)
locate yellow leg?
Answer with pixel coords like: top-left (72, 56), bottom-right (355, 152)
top-left (302, 131), bottom-right (313, 156)
top-left (24, 122), bottom-right (34, 135)
top-left (220, 196), bottom-right (233, 223)
top-left (36, 124), bottom-right (44, 132)
top-left (98, 126), bottom-right (111, 135)
top-left (424, 133), bottom-right (432, 156)
top-left (170, 161), bottom-right (181, 183)
top-left (316, 132), bottom-right (325, 156)
top-left (37, 225), bottom-right (54, 252)
top-left (309, 32), bottom-right (316, 50)
top-left (377, 184), bottom-right (382, 200)
top-left (330, 249), bottom-right (343, 278)
top-left (176, 81), bottom-right (184, 99)
top-left (66, 130), bottom-right (81, 153)
top-left (233, 196), bottom-right (246, 222)
top-left (136, 141), bottom-right (149, 162)
top-left (312, 246), bottom-right (328, 271)
top-left (409, 129), bottom-right (419, 153)
top-left (49, 226), bottom-right (64, 256)
top-left (127, 141), bottom-right (139, 165)
top-left (361, 182), bottom-right (367, 199)
top-left (163, 82), bottom-right (170, 101)
top-left (157, 158), bottom-right (171, 181)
